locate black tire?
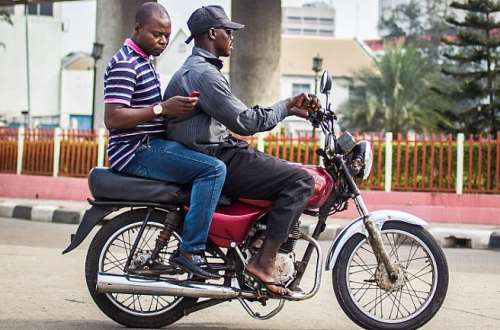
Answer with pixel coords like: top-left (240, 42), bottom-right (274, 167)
top-left (85, 208), bottom-right (197, 328)
top-left (332, 221), bottom-right (448, 330)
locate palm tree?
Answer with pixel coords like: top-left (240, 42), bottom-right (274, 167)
top-left (340, 45), bottom-right (451, 133)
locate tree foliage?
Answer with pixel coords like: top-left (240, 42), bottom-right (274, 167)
top-left (439, 0), bottom-right (500, 135)
top-left (340, 45), bottom-right (451, 133)
top-left (378, 0), bottom-right (452, 63)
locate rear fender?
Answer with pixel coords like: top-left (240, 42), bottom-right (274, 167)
top-left (325, 210), bottom-right (428, 271)
top-left (61, 205), bottom-right (114, 254)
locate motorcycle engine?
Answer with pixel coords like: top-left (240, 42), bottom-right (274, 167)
top-left (275, 252), bottom-right (296, 284)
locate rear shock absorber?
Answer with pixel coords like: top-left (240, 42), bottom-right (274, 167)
top-left (149, 208), bottom-right (183, 263)
top-left (279, 221), bottom-right (301, 253)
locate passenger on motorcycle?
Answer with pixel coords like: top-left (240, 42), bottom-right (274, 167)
top-left (103, 2), bottom-right (225, 280)
top-left (163, 5), bottom-right (321, 297)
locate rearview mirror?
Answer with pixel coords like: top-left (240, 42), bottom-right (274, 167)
top-left (319, 71), bottom-right (332, 94)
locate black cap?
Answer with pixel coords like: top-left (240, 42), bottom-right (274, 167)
top-left (185, 5), bottom-right (244, 44)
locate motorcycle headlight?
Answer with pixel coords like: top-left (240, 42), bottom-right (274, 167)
top-left (349, 141), bottom-right (373, 180)
top-left (361, 141), bottom-right (373, 180)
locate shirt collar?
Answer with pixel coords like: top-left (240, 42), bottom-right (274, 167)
top-left (124, 38), bottom-right (149, 59)
top-left (192, 46), bottom-right (224, 70)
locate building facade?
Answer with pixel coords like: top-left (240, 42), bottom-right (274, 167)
top-left (0, 2), bottom-right (374, 132)
top-left (282, 1), bottom-right (335, 37)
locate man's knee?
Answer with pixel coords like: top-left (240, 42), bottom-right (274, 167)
top-left (210, 159), bottom-right (227, 179)
top-left (290, 168), bottom-right (315, 198)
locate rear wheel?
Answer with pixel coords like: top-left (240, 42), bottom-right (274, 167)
top-left (332, 221), bottom-right (448, 330)
top-left (85, 209), bottom-right (197, 328)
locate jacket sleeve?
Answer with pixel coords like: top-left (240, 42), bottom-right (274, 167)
top-left (197, 71), bottom-right (288, 135)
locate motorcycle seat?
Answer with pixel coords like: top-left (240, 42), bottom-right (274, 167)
top-left (88, 167), bottom-right (190, 205)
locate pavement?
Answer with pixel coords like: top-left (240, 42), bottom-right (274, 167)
top-left (1, 217), bottom-right (500, 329)
top-left (1, 197), bottom-right (500, 250)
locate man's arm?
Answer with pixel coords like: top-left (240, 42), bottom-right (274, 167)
top-left (197, 71), bottom-right (319, 135)
top-left (105, 97), bottom-right (198, 129)
top-left (103, 61), bottom-right (197, 129)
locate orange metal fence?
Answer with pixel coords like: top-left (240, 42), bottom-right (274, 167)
top-left (1, 129), bottom-right (499, 194)
top-left (265, 132), bottom-right (320, 165)
top-left (393, 133), bottom-right (455, 193)
top-left (22, 129), bottom-right (54, 176)
top-left (465, 133), bottom-right (500, 193)
top-left (59, 129), bottom-right (99, 177)
top-left (0, 128), bottom-right (18, 173)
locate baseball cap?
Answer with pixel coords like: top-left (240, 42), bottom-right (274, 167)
top-left (185, 5), bottom-right (244, 44)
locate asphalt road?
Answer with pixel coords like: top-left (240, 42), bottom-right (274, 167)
top-left (1, 217), bottom-right (500, 329)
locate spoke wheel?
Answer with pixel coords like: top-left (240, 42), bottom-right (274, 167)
top-left (99, 222), bottom-right (186, 316)
top-left (85, 209), bottom-right (198, 328)
top-left (332, 221), bottom-right (448, 330)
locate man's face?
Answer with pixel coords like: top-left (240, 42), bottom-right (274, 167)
top-left (135, 13), bottom-right (171, 57)
top-left (213, 28), bottom-right (234, 57)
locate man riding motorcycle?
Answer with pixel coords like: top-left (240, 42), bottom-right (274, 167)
top-left (163, 5), bottom-right (321, 297)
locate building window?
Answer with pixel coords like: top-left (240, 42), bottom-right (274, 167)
top-left (287, 16), bottom-right (301, 24)
top-left (319, 18), bottom-right (334, 25)
top-left (27, 2), bottom-right (53, 16)
top-left (292, 83), bottom-right (311, 95)
top-left (303, 29), bottom-right (317, 36)
top-left (286, 28), bottom-right (301, 35)
top-left (303, 17), bottom-right (317, 23)
top-left (319, 29), bottom-right (334, 36)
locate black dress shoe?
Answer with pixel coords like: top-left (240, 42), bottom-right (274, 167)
top-left (170, 250), bottom-right (221, 280)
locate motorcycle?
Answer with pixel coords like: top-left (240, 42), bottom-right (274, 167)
top-left (63, 71), bottom-right (448, 329)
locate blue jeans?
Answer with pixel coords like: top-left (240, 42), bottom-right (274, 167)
top-left (121, 139), bottom-right (226, 252)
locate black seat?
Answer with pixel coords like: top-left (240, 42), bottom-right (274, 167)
top-left (88, 167), bottom-right (189, 205)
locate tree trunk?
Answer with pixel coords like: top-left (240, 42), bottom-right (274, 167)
top-left (230, 0), bottom-right (281, 107)
top-left (93, 0), bottom-right (155, 129)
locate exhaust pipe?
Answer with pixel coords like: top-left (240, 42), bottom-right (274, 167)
top-left (97, 273), bottom-right (256, 299)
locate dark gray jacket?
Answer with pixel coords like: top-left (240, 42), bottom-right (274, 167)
top-left (162, 47), bottom-right (288, 154)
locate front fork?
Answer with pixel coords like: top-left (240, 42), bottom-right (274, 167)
top-left (339, 156), bottom-right (399, 282)
top-left (353, 195), bottom-right (399, 281)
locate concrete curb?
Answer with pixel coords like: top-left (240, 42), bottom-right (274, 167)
top-left (2, 203), bottom-right (84, 225)
top-left (2, 201), bottom-right (500, 250)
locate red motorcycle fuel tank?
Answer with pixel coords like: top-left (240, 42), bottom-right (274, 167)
top-left (208, 165), bottom-right (334, 247)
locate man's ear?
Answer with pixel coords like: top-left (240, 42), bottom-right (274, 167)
top-left (208, 28), bottom-right (216, 41)
top-left (134, 22), bottom-right (141, 33)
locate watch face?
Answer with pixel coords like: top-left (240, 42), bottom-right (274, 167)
top-left (154, 104), bottom-right (162, 115)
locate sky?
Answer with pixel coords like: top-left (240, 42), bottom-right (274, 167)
top-left (60, 0), bottom-right (380, 55)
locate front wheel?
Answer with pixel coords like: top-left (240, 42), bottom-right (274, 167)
top-left (332, 221), bottom-right (448, 330)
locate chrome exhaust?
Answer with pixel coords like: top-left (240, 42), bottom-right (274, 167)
top-left (96, 273), bottom-right (256, 299)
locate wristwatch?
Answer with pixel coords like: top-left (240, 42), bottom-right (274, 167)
top-left (152, 104), bottom-right (163, 116)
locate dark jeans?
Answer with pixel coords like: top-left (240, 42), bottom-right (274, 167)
top-left (121, 139), bottom-right (226, 252)
top-left (215, 145), bottom-right (315, 243)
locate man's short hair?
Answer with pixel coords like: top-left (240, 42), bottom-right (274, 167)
top-left (135, 2), bottom-right (170, 26)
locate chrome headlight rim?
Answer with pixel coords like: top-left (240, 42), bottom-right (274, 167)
top-left (361, 140), bottom-right (373, 180)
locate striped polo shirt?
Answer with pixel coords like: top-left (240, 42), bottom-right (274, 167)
top-left (104, 38), bottom-right (164, 171)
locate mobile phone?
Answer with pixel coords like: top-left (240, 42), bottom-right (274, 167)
top-left (190, 90), bottom-right (200, 97)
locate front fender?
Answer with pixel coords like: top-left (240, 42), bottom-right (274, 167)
top-left (325, 210), bottom-right (428, 271)
top-left (61, 205), bottom-right (114, 254)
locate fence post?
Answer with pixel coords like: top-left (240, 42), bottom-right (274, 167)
top-left (256, 133), bottom-right (265, 152)
top-left (53, 128), bottom-right (61, 177)
top-left (16, 128), bottom-right (24, 175)
top-left (384, 132), bottom-right (393, 192)
top-left (456, 133), bottom-right (464, 195)
top-left (97, 128), bottom-right (106, 167)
